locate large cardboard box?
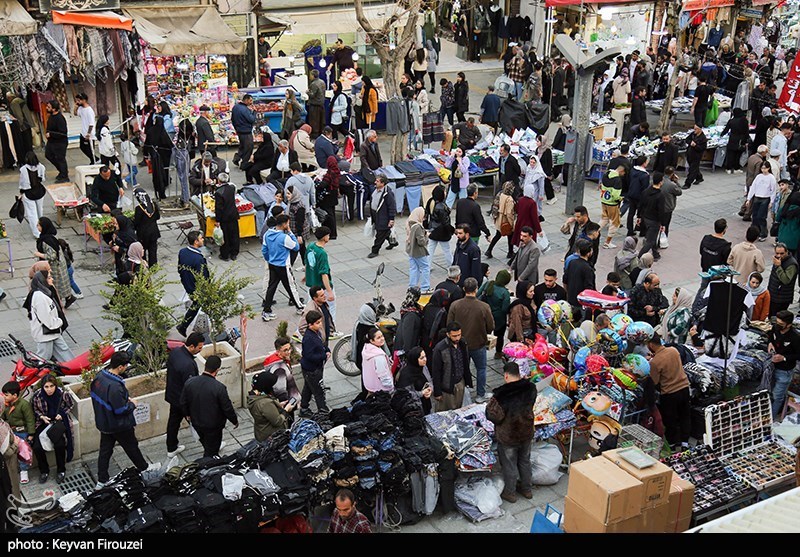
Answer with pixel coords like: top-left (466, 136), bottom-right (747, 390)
top-left (563, 497), bottom-right (643, 533)
top-left (665, 475), bottom-right (695, 533)
top-left (641, 500), bottom-right (670, 533)
top-left (566, 457), bottom-right (644, 524)
top-left (602, 448), bottom-right (673, 508)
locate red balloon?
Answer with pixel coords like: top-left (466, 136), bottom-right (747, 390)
top-left (586, 354), bottom-right (609, 373)
top-left (532, 334), bottom-right (549, 364)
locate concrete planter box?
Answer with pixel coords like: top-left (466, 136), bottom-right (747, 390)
top-left (196, 341), bottom-right (243, 406)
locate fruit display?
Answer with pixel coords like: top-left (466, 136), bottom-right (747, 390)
top-left (253, 101), bottom-right (283, 113)
top-left (199, 193), bottom-right (253, 216)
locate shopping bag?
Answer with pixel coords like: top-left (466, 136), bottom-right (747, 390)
top-left (537, 232), bottom-right (550, 252)
top-left (705, 98), bottom-right (719, 127)
top-left (17, 437), bottom-right (32, 466)
top-left (530, 504), bottom-right (563, 534)
top-left (309, 207), bottom-right (322, 230)
top-left (657, 230), bottom-right (669, 249)
top-left (212, 224), bottom-right (225, 245)
top-left (38, 425), bottom-right (55, 452)
top-left (363, 217), bottom-right (374, 237)
top-left (388, 227), bottom-right (399, 247)
top-left (9, 196), bottom-right (24, 223)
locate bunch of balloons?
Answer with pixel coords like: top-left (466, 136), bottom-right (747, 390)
top-left (626, 321), bottom-right (655, 345)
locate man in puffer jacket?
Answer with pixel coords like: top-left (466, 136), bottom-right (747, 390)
top-left (486, 361), bottom-right (537, 504)
top-left (91, 352), bottom-right (148, 486)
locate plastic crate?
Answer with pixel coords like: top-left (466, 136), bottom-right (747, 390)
top-left (618, 424), bottom-right (663, 459)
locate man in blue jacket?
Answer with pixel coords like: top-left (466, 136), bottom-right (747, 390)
top-left (91, 352), bottom-right (148, 487)
top-left (177, 231), bottom-right (209, 337)
top-left (479, 85), bottom-right (501, 132)
top-left (262, 214), bottom-right (304, 321)
top-left (453, 224), bottom-right (482, 286)
top-left (299, 310), bottom-right (330, 416)
top-left (231, 94), bottom-right (256, 169)
top-left (625, 155), bottom-right (651, 237)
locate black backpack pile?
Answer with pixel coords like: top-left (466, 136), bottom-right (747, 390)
top-left (154, 494), bottom-right (203, 533)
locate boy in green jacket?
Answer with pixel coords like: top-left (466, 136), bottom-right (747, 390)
top-left (599, 166), bottom-right (625, 250)
top-left (2, 381), bottom-right (35, 484)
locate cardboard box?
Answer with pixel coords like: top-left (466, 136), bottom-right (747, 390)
top-left (640, 500), bottom-right (670, 533)
top-left (563, 497), bottom-right (643, 533)
top-left (665, 475), bottom-right (695, 533)
top-left (566, 457), bottom-right (644, 524)
top-left (602, 448), bottom-right (673, 508)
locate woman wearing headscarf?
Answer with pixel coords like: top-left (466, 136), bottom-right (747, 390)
top-left (18, 151), bottom-right (47, 238)
top-left (777, 189), bottom-right (800, 256)
top-left (421, 289), bottom-right (450, 351)
top-left (329, 81), bottom-right (349, 140)
top-left (635, 252), bottom-right (655, 285)
top-left (132, 187), bottom-right (160, 267)
top-left (486, 181), bottom-right (516, 261)
top-left (23, 270), bottom-right (72, 362)
top-left (552, 114), bottom-right (572, 185)
top-left (316, 155), bottom-right (341, 240)
top-left (406, 207), bottom-right (430, 292)
top-left (426, 40), bottom-right (438, 93)
top-left (508, 280), bottom-right (535, 342)
top-left (32, 374), bottom-right (74, 483)
top-left (158, 101), bottom-right (175, 138)
top-left (291, 123), bottom-right (317, 170)
top-left (248, 372), bottom-right (293, 442)
top-left (395, 346), bottom-right (434, 414)
top-left (722, 107), bottom-right (749, 173)
top-left (661, 286), bottom-right (694, 344)
top-left (351, 302), bottom-right (377, 371)
top-left (281, 89), bottom-right (303, 140)
top-left (745, 271), bottom-right (770, 321)
top-left (109, 211), bottom-right (137, 277)
top-left (538, 134), bottom-right (557, 205)
top-left (360, 76), bottom-right (379, 128)
top-left (145, 112), bottom-right (173, 200)
top-left (33, 217), bottom-right (74, 308)
top-left (362, 327), bottom-right (394, 394)
top-left (126, 242), bottom-right (148, 275)
top-left (96, 115), bottom-right (123, 190)
top-left (597, 70), bottom-right (615, 111)
top-left (477, 269), bottom-right (512, 359)
top-left (522, 155), bottom-right (546, 216)
top-left (612, 67), bottom-right (632, 105)
top-left (0, 396), bottom-right (20, 503)
top-left (614, 236), bottom-right (641, 291)
top-left (395, 288), bottom-right (424, 356)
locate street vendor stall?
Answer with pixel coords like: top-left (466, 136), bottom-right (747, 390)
top-left (232, 86), bottom-right (305, 137)
top-left (190, 193), bottom-right (257, 239)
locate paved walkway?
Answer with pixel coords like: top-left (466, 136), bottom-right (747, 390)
top-left (1, 54), bottom-right (765, 532)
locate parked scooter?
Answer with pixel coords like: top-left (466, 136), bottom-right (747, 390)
top-left (332, 263), bottom-right (397, 377)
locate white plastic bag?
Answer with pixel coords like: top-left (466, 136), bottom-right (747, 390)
top-left (363, 217), bottom-right (374, 237)
top-left (537, 232), bottom-right (550, 253)
top-left (212, 224), bottom-right (225, 245)
top-left (309, 208), bottom-right (321, 229)
top-left (462, 387), bottom-right (472, 407)
top-left (38, 424), bottom-right (55, 452)
top-left (530, 442), bottom-right (564, 485)
top-left (658, 230), bottom-right (669, 249)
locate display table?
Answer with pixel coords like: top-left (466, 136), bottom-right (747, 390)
top-left (83, 216), bottom-right (110, 267)
top-left (190, 196), bottom-right (257, 239)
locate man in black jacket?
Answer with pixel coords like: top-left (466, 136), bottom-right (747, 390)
top-left (164, 332), bottom-right (204, 457)
top-left (214, 173), bottom-right (240, 261)
top-left (435, 266), bottom-right (464, 303)
top-left (628, 273), bottom-right (669, 326)
top-left (91, 353), bottom-right (149, 486)
top-left (637, 171), bottom-right (667, 261)
top-left (189, 151), bottom-right (226, 195)
top-left (453, 118), bottom-right (482, 150)
top-left (562, 205), bottom-right (600, 262)
top-left (626, 155), bottom-right (651, 236)
top-left (368, 175), bottom-right (396, 258)
top-left (653, 132), bottom-right (678, 173)
top-left (683, 124), bottom-right (708, 189)
top-left (195, 105), bottom-right (216, 157)
top-left (430, 322), bottom-right (473, 411)
top-left (564, 240), bottom-right (596, 321)
top-left (453, 224), bottom-right (482, 286)
top-left (498, 144), bottom-right (522, 191)
top-left (44, 100), bottom-right (70, 182)
top-left (90, 166), bottom-right (124, 213)
top-left (629, 86), bottom-right (647, 129)
top-left (181, 355), bottom-right (239, 457)
top-left (455, 185), bottom-right (491, 243)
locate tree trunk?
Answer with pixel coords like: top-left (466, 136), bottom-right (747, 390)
top-left (658, 30), bottom-right (687, 133)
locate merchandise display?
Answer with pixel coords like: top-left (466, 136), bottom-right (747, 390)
top-left (190, 193), bottom-right (257, 239)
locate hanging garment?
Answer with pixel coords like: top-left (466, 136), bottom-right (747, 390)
top-left (62, 25), bottom-right (82, 69)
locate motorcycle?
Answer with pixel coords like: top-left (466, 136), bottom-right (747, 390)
top-left (8, 334), bottom-right (135, 394)
top-left (332, 263), bottom-right (397, 377)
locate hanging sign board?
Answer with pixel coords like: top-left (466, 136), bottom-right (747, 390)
top-left (740, 8), bottom-right (764, 18)
top-left (39, 0), bottom-right (120, 13)
top-left (778, 50), bottom-right (800, 115)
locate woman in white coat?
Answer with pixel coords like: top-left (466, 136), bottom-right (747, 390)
top-left (329, 80), bottom-right (349, 140)
top-left (18, 152), bottom-right (47, 238)
top-left (522, 155), bottom-right (546, 217)
top-left (23, 270), bottom-right (74, 362)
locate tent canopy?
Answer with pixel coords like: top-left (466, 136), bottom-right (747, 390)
top-left (123, 7), bottom-right (246, 55)
top-left (0, 0), bottom-right (38, 36)
top-left (545, 0), bottom-right (652, 6)
top-left (266, 3), bottom-right (410, 36)
top-left (52, 10), bottom-right (132, 31)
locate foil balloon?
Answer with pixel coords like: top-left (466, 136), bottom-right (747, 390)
top-left (537, 299), bottom-right (562, 331)
top-left (539, 363), bottom-right (555, 376)
top-left (610, 367), bottom-right (639, 390)
top-left (581, 391), bottom-right (614, 416)
top-left (503, 342), bottom-right (531, 359)
top-left (549, 346), bottom-right (568, 362)
top-left (610, 313), bottom-right (633, 335)
top-left (556, 300), bottom-right (573, 324)
top-left (573, 346), bottom-right (591, 371)
top-left (626, 321), bottom-right (655, 345)
top-left (532, 334), bottom-right (549, 363)
top-left (621, 353), bottom-right (651, 377)
top-left (552, 371), bottom-right (578, 391)
top-left (568, 328), bottom-right (588, 352)
top-left (585, 354), bottom-right (609, 373)
top-left (598, 328), bottom-right (627, 355)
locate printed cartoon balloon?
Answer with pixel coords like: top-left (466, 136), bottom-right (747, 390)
top-left (611, 367), bottom-right (639, 390)
top-left (621, 353), bottom-right (651, 377)
top-left (598, 328), bottom-right (627, 355)
top-left (611, 313), bottom-right (633, 335)
top-left (573, 346), bottom-right (591, 371)
top-left (553, 371), bottom-right (578, 391)
top-left (568, 328), bottom-right (588, 352)
top-left (557, 300), bottom-right (572, 324)
top-left (503, 342), bottom-right (531, 359)
top-left (581, 391), bottom-right (614, 416)
top-left (585, 354), bottom-right (609, 373)
top-left (531, 334), bottom-right (550, 363)
top-left (626, 321), bottom-right (655, 345)
top-left (537, 300), bottom-right (562, 331)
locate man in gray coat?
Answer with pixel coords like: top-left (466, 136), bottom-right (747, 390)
top-left (511, 226), bottom-right (541, 284)
top-left (195, 105), bottom-right (216, 157)
top-left (306, 69), bottom-right (326, 139)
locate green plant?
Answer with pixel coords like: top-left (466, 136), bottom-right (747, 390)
top-left (82, 330), bottom-right (114, 393)
top-left (100, 266), bottom-right (176, 376)
top-left (190, 265), bottom-right (255, 354)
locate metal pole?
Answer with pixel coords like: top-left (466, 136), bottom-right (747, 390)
top-left (564, 66), bottom-right (593, 213)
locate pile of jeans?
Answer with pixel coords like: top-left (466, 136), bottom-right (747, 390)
top-left (346, 421), bottom-right (380, 492)
top-left (691, 357), bottom-right (741, 393)
top-left (390, 388), bottom-right (427, 436)
top-left (288, 418), bottom-right (331, 481)
top-left (730, 349), bottom-right (770, 382)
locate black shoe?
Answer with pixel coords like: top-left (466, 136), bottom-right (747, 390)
top-left (681, 185), bottom-right (691, 190)
top-left (57, 472), bottom-right (66, 484)
top-left (696, 177), bottom-right (704, 184)
top-left (298, 407), bottom-right (312, 418)
top-left (64, 295), bottom-right (77, 309)
top-left (367, 252), bottom-right (378, 258)
top-left (653, 254), bottom-right (662, 262)
top-left (231, 255), bottom-right (237, 261)
top-left (39, 472), bottom-right (48, 484)
top-left (55, 177), bottom-right (70, 183)
top-left (219, 256), bottom-right (230, 261)
top-left (484, 251), bottom-right (494, 259)
top-left (386, 244), bottom-right (395, 250)
top-left (539, 215), bottom-right (545, 222)
top-left (743, 216), bottom-right (752, 222)
top-left (176, 326), bottom-right (187, 337)
top-left (0, 292), bottom-right (6, 304)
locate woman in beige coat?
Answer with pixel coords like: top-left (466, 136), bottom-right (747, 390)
top-left (290, 124), bottom-right (318, 170)
top-left (485, 181), bottom-right (516, 260)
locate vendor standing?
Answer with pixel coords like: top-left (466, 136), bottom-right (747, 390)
top-left (214, 173), bottom-right (240, 261)
top-left (767, 310), bottom-right (800, 418)
top-left (329, 39), bottom-right (356, 76)
top-left (306, 70), bottom-right (326, 140)
top-left (646, 333), bottom-right (691, 451)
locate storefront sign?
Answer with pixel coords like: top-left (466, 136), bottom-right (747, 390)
top-left (39, 0), bottom-right (120, 14)
top-left (778, 50), bottom-right (800, 114)
top-left (681, 0), bottom-right (734, 10)
top-left (740, 8), bottom-right (764, 18)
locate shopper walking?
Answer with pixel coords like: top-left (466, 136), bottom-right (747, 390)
top-left (599, 165), bottom-right (624, 250)
top-left (367, 176), bottom-right (396, 258)
top-left (305, 226), bottom-right (336, 325)
top-left (683, 124), bottom-right (708, 189)
top-left (424, 185), bottom-right (454, 267)
top-left (748, 162), bottom-right (777, 241)
top-left (727, 226), bottom-right (765, 287)
top-left (164, 332), bottom-right (203, 458)
top-left (132, 187), bottom-right (160, 268)
top-left (511, 226), bottom-right (541, 284)
top-left (44, 100), bottom-right (69, 182)
top-left (636, 171), bottom-right (667, 262)
top-left (626, 155), bottom-right (650, 237)
top-left (439, 78), bottom-right (456, 126)
top-left (176, 231), bottom-right (209, 337)
top-left (74, 93), bottom-right (96, 164)
top-left (91, 353), bottom-right (149, 487)
top-left (18, 152), bottom-right (47, 239)
top-left (181, 355), bottom-right (238, 457)
top-left (485, 181), bottom-right (516, 260)
top-left (406, 207), bottom-right (431, 292)
top-left (453, 224), bottom-right (482, 286)
top-left (661, 167), bottom-right (682, 237)
top-left (447, 278), bottom-right (494, 402)
top-left (261, 215), bottom-right (304, 321)
top-left (477, 269), bottom-right (511, 359)
top-left (723, 108), bottom-right (749, 173)
top-left (33, 217), bottom-right (75, 308)
top-left (487, 361), bottom-right (537, 503)
top-left (453, 72), bottom-right (469, 122)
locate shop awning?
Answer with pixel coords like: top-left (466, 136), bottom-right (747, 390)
top-left (52, 10), bottom-right (133, 31)
top-left (545, 0), bottom-right (654, 6)
top-left (265, 3), bottom-right (410, 35)
top-left (680, 0), bottom-right (735, 10)
top-left (0, 0), bottom-right (38, 35)
top-left (123, 7), bottom-right (246, 55)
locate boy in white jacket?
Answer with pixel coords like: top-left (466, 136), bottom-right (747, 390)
top-left (119, 132), bottom-right (139, 187)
